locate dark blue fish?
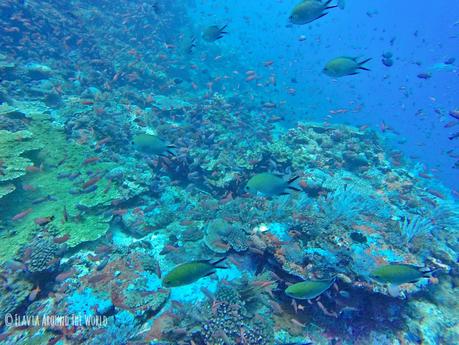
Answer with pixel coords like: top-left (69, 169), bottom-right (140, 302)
top-left (382, 51), bottom-right (393, 59)
top-left (417, 72), bottom-right (432, 79)
top-left (81, 185), bottom-right (98, 193)
top-left (57, 172), bottom-right (72, 179)
top-left (449, 110), bottom-right (459, 120)
top-left (32, 195), bottom-right (57, 204)
top-left (382, 58), bottom-right (393, 67)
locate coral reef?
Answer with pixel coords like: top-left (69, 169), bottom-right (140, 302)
top-left (23, 235), bottom-right (62, 274)
top-left (204, 218), bottom-right (249, 254)
top-left (197, 285), bottom-right (274, 345)
top-left (0, 1), bottom-right (457, 345)
top-left (0, 129), bottom-right (43, 200)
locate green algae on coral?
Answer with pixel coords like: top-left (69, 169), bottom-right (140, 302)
top-left (0, 117), bottom-right (121, 263)
top-left (0, 183), bottom-right (15, 200)
top-left (0, 101), bottom-right (51, 121)
top-left (0, 130), bottom-right (44, 182)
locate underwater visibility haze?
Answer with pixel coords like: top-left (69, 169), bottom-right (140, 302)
top-left (0, 0), bottom-right (458, 344)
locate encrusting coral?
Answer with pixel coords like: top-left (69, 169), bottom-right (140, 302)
top-left (0, 104), bottom-right (133, 263)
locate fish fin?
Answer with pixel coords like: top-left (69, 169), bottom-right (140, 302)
top-left (167, 144), bottom-right (176, 148)
top-left (358, 66), bottom-right (371, 71)
top-left (211, 257), bottom-right (227, 267)
top-left (219, 24), bottom-right (228, 32)
top-left (359, 58), bottom-right (372, 66)
top-left (349, 72), bottom-right (359, 75)
top-left (288, 186), bottom-right (301, 192)
top-left (278, 192), bottom-right (290, 196)
top-left (388, 284), bottom-right (401, 297)
top-left (421, 267), bottom-right (441, 277)
top-left (287, 175), bottom-right (300, 184)
top-left (317, 13), bottom-right (328, 19)
top-left (326, 6), bottom-right (338, 10)
top-left (167, 150), bottom-right (176, 156)
top-left (324, 0), bottom-right (334, 6)
top-left (203, 271), bottom-right (216, 278)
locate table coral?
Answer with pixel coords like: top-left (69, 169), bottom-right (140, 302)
top-left (0, 129), bottom-right (44, 192)
top-left (0, 113), bottom-right (125, 263)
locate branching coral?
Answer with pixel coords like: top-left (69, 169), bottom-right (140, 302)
top-left (198, 285), bottom-right (274, 345)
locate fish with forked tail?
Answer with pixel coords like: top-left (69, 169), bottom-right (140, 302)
top-left (203, 25), bottom-right (228, 42)
top-left (370, 264), bottom-right (438, 285)
top-left (289, 0), bottom-right (337, 25)
top-left (323, 57), bottom-right (372, 77)
top-left (245, 173), bottom-right (301, 197)
top-left (162, 258), bottom-right (227, 287)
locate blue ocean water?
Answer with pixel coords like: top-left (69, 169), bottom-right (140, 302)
top-left (0, 1), bottom-right (458, 344)
top-left (193, 0), bottom-right (459, 190)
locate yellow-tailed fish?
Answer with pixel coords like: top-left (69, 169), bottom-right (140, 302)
top-left (323, 56), bottom-right (371, 77)
top-left (163, 258), bottom-right (227, 287)
top-left (245, 173), bottom-right (300, 197)
top-left (285, 276), bottom-right (336, 300)
top-left (289, 0), bottom-right (337, 25)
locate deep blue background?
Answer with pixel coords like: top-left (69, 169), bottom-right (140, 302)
top-left (190, 0), bottom-right (459, 191)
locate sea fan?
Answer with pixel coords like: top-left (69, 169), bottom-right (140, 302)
top-left (429, 202), bottom-right (459, 232)
top-left (319, 185), bottom-right (386, 226)
top-left (400, 215), bottom-right (435, 242)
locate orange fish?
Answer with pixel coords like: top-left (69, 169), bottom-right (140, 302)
top-left (34, 216), bottom-right (55, 226)
top-left (55, 270), bottom-right (75, 282)
top-left (82, 175), bottom-right (101, 189)
top-left (83, 156), bottom-right (100, 165)
top-left (12, 208), bottom-right (33, 221)
top-left (26, 165), bottom-right (41, 172)
top-left (28, 286), bottom-right (41, 302)
top-left (54, 234), bottom-right (70, 244)
top-left (22, 184), bottom-right (37, 191)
